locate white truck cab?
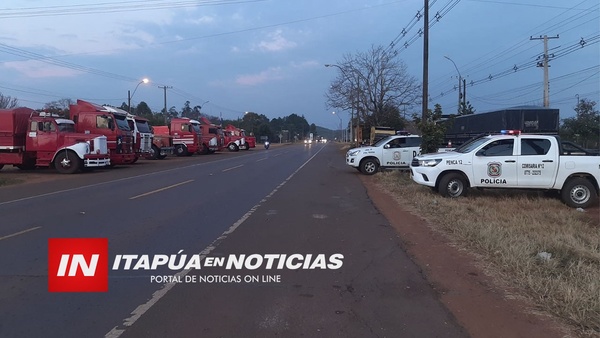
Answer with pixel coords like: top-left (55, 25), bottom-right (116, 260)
top-left (410, 130), bottom-right (600, 208)
top-left (346, 133), bottom-right (422, 175)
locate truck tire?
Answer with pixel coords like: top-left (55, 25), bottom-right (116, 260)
top-left (200, 144), bottom-right (210, 155)
top-left (175, 145), bottom-right (188, 157)
top-left (438, 173), bottom-right (468, 198)
top-left (54, 150), bottom-right (81, 174)
top-left (243, 142), bottom-right (250, 150)
top-left (147, 145), bottom-right (160, 160)
top-left (0, 164), bottom-right (4, 170)
top-left (561, 177), bottom-right (597, 208)
top-left (228, 143), bottom-right (239, 152)
top-left (16, 158), bottom-right (36, 170)
top-left (359, 158), bottom-right (379, 175)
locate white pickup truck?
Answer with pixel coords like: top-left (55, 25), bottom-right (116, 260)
top-left (410, 131), bottom-right (600, 208)
top-left (346, 134), bottom-right (422, 175)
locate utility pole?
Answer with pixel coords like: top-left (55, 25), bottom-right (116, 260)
top-left (158, 85), bottom-right (172, 124)
top-left (530, 35), bottom-right (558, 107)
top-left (422, 0), bottom-right (429, 119)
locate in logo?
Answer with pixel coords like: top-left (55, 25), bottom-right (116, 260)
top-left (487, 162), bottom-right (502, 177)
top-left (393, 151), bottom-right (401, 161)
top-left (48, 238), bottom-right (108, 292)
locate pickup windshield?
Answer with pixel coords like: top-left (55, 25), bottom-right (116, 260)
top-left (455, 137), bottom-right (491, 153)
top-left (373, 135), bottom-right (394, 147)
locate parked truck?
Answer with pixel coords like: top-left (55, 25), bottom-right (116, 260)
top-left (0, 107), bottom-right (110, 173)
top-left (157, 118), bottom-right (203, 156)
top-left (69, 100), bottom-right (137, 165)
top-left (200, 117), bottom-right (225, 153)
top-left (223, 124), bottom-right (248, 151)
top-left (440, 106), bottom-right (560, 148)
top-left (410, 130), bottom-right (600, 208)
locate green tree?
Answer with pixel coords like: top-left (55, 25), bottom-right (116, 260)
top-left (459, 101), bottom-right (475, 115)
top-left (44, 98), bottom-right (73, 116)
top-left (414, 103), bottom-right (447, 154)
top-left (181, 101), bottom-right (193, 118)
top-left (560, 98), bottom-right (599, 149)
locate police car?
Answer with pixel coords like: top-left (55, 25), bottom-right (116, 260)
top-left (346, 133), bottom-right (422, 175)
top-left (410, 130), bottom-right (600, 208)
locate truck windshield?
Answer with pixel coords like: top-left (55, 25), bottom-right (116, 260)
top-left (114, 115), bottom-right (131, 131)
top-left (190, 124), bottom-right (201, 133)
top-left (135, 120), bottom-right (152, 133)
top-left (57, 123), bottom-right (75, 132)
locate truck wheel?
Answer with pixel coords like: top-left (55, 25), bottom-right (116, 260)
top-left (561, 177), bottom-right (597, 208)
top-left (228, 143), bottom-right (239, 152)
top-left (0, 164), bottom-right (4, 171)
top-left (243, 142), bottom-right (250, 150)
top-left (200, 144), bottom-right (210, 155)
top-left (438, 173), bottom-right (468, 198)
top-left (54, 150), bottom-right (81, 174)
top-left (147, 145), bottom-right (160, 160)
top-left (175, 145), bottom-right (188, 157)
top-left (359, 158), bottom-right (379, 175)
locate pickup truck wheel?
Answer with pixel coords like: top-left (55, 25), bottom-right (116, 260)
top-left (228, 143), bottom-right (239, 152)
top-left (175, 145), bottom-right (188, 157)
top-left (54, 150), bottom-right (81, 174)
top-left (561, 178), bottom-right (597, 208)
top-left (439, 173), bottom-right (468, 198)
top-left (359, 158), bottom-right (379, 175)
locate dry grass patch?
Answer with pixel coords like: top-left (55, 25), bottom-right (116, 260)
top-left (376, 171), bottom-right (600, 336)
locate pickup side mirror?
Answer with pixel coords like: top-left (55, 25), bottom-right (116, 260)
top-left (384, 144), bottom-right (390, 149)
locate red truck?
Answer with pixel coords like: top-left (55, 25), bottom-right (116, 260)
top-left (69, 100), bottom-right (137, 165)
top-left (0, 107), bottom-right (110, 173)
top-left (224, 124), bottom-right (254, 150)
top-left (155, 118), bottom-right (201, 156)
top-left (200, 117), bottom-right (225, 153)
top-left (223, 124), bottom-right (247, 151)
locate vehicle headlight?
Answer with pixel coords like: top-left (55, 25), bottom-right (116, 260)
top-left (347, 150), bottom-right (360, 156)
top-left (419, 159), bottom-right (442, 167)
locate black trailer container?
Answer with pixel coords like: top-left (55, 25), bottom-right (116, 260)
top-left (441, 106), bottom-right (560, 146)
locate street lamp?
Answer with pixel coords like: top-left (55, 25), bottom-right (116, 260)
top-left (325, 64), bottom-right (354, 144)
top-left (128, 78), bottom-right (149, 114)
top-left (443, 56), bottom-right (462, 114)
top-left (332, 111), bottom-right (343, 142)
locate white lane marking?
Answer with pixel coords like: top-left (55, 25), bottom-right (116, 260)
top-left (105, 145), bottom-right (326, 338)
top-left (256, 157), bottom-right (268, 162)
top-left (0, 153), bottom-right (265, 207)
top-left (221, 164), bottom-right (244, 172)
top-left (0, 226), bottom-right (42, 241)
top-left (129, 180), bottom-right (194, 200)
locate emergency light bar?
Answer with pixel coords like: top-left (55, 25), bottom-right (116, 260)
top-left (500, 130), bottom-right (521, 135)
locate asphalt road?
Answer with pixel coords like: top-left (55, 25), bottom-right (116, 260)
top-left (0, 143), bottom-right (467, 338)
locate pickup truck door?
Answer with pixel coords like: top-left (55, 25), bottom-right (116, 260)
top-left (471, 138), bottom-right (519, 187)
top-left (381, 137), bottom-right (411, 168)
top-left (516, 137), bottom-right (558, 187)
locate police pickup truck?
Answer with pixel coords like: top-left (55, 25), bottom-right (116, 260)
top-left (346, 133), bottom-right (422, 175)
top-left (410, 130), bottom-right (600, 208)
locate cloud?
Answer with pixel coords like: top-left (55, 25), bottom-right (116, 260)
top-left (290, 60), bottom-right (319, 69)
top-left (257, 30), bottom-right (297, 52)
top-left (186, 15), bottom-right (216, 25)
top-left (3, 60), bottom-right (82, 78)
top-left (235, 67), bottom-right (283, 86)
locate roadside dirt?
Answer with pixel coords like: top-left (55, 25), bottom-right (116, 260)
top-left (360, 174), bottom-right (578, 338)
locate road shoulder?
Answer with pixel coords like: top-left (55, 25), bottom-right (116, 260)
top-left (360, 174), bottom-right (572, 338)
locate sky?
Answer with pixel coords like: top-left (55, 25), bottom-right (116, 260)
top-left (0, 0), bottom-right (598, 131)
